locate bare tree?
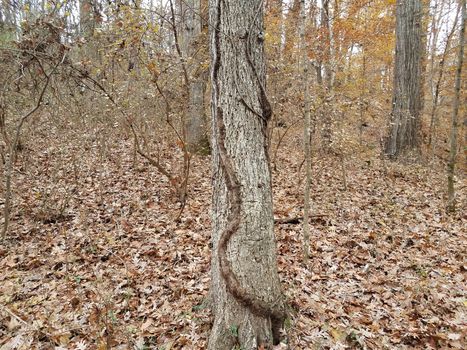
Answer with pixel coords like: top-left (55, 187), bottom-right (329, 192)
top-left (208, 0), bottom-right (287, 348)
top-left (385, 0), bottom-right (423, 158)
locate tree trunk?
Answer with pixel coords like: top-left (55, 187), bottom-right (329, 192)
top-left (299, 0), bottom-right (311, 262)
top-left (385, 0), bottom-right (423, 158)
top-left (320, 0), bottom-right (333, 149)
top-left (428, 5), bottom-right (460, 150)
top-left (447, 0), bottom-right (465, 212)
top-left (321, 0), bottom-right (333, 90)
top-left (208, 0), bottom-right (286, 349)
top-left (0, 4), bottom-right (3, 30)
top-left (428, 0), bottom-right (443, 101)
top-left (179, 0), bottom-right (209, 153)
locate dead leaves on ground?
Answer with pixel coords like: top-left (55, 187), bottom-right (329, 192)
top-left (1, 137), bottom-right (466, 349)
top-left (274, 151), bottom-right (466, 349)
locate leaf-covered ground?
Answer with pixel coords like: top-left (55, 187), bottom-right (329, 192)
top-left (1, 131), bottom-right (465, 349)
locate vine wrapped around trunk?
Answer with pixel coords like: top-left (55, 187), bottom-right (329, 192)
top-left (208, 0), bottom-right (287, 348)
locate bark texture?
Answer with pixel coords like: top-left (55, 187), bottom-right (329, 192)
top-left (385, 0), bottom-right (423, 158)
top-left (209, 0), bottom-right (286, 349)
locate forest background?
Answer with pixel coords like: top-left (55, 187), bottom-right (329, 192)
top-left (0, 0), bottom-right (465, 349)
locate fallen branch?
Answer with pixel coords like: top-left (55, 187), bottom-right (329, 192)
top-left (274, 214), bottom-right (328, 225)
top-left (0, 305), bottom-right (53, 338)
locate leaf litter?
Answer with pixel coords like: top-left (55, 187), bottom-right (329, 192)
top-left (0, 132), bottom-right (465, 349)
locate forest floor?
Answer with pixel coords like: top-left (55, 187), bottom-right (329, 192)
top-left (0, 129), bottom-right (466, 350)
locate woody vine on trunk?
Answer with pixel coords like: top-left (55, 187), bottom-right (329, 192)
top-left (208, 0), bottom-right (287, 348)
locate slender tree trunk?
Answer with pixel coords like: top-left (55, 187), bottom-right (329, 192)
top-left (179, 0), bottom-right (208, 153)
top-left (359, 48), bottom-right (366, 145)
top-left (307, 0), bottom-right (320, 86)
top-left (428, 6), bottom-right (460, 150)
top-left (321, 0), bottom-right (333, 149)
top-left (429, 1), bottom-right (443, 95)
top-left (419, 0), bottom-right (429, 118)
top-left (447, 0), bottom-right (465, 212)
top-left (385, 0), bottom-right (423, 159)
top-left (299, 0), bottom-right (311, 262)
top-left (79, 0), bottom-right (98, 66)
top-left (322, 0), bottom-right (333, 90)
top-left (208, 0), bottom-right (286, 348)
top-left (0, 4), bottom-right (3, 30)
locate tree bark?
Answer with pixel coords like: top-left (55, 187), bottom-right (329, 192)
top-left (208, 0), bottom-right (286, 348)
top-left (385, 0), bottom-right (423, 158)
